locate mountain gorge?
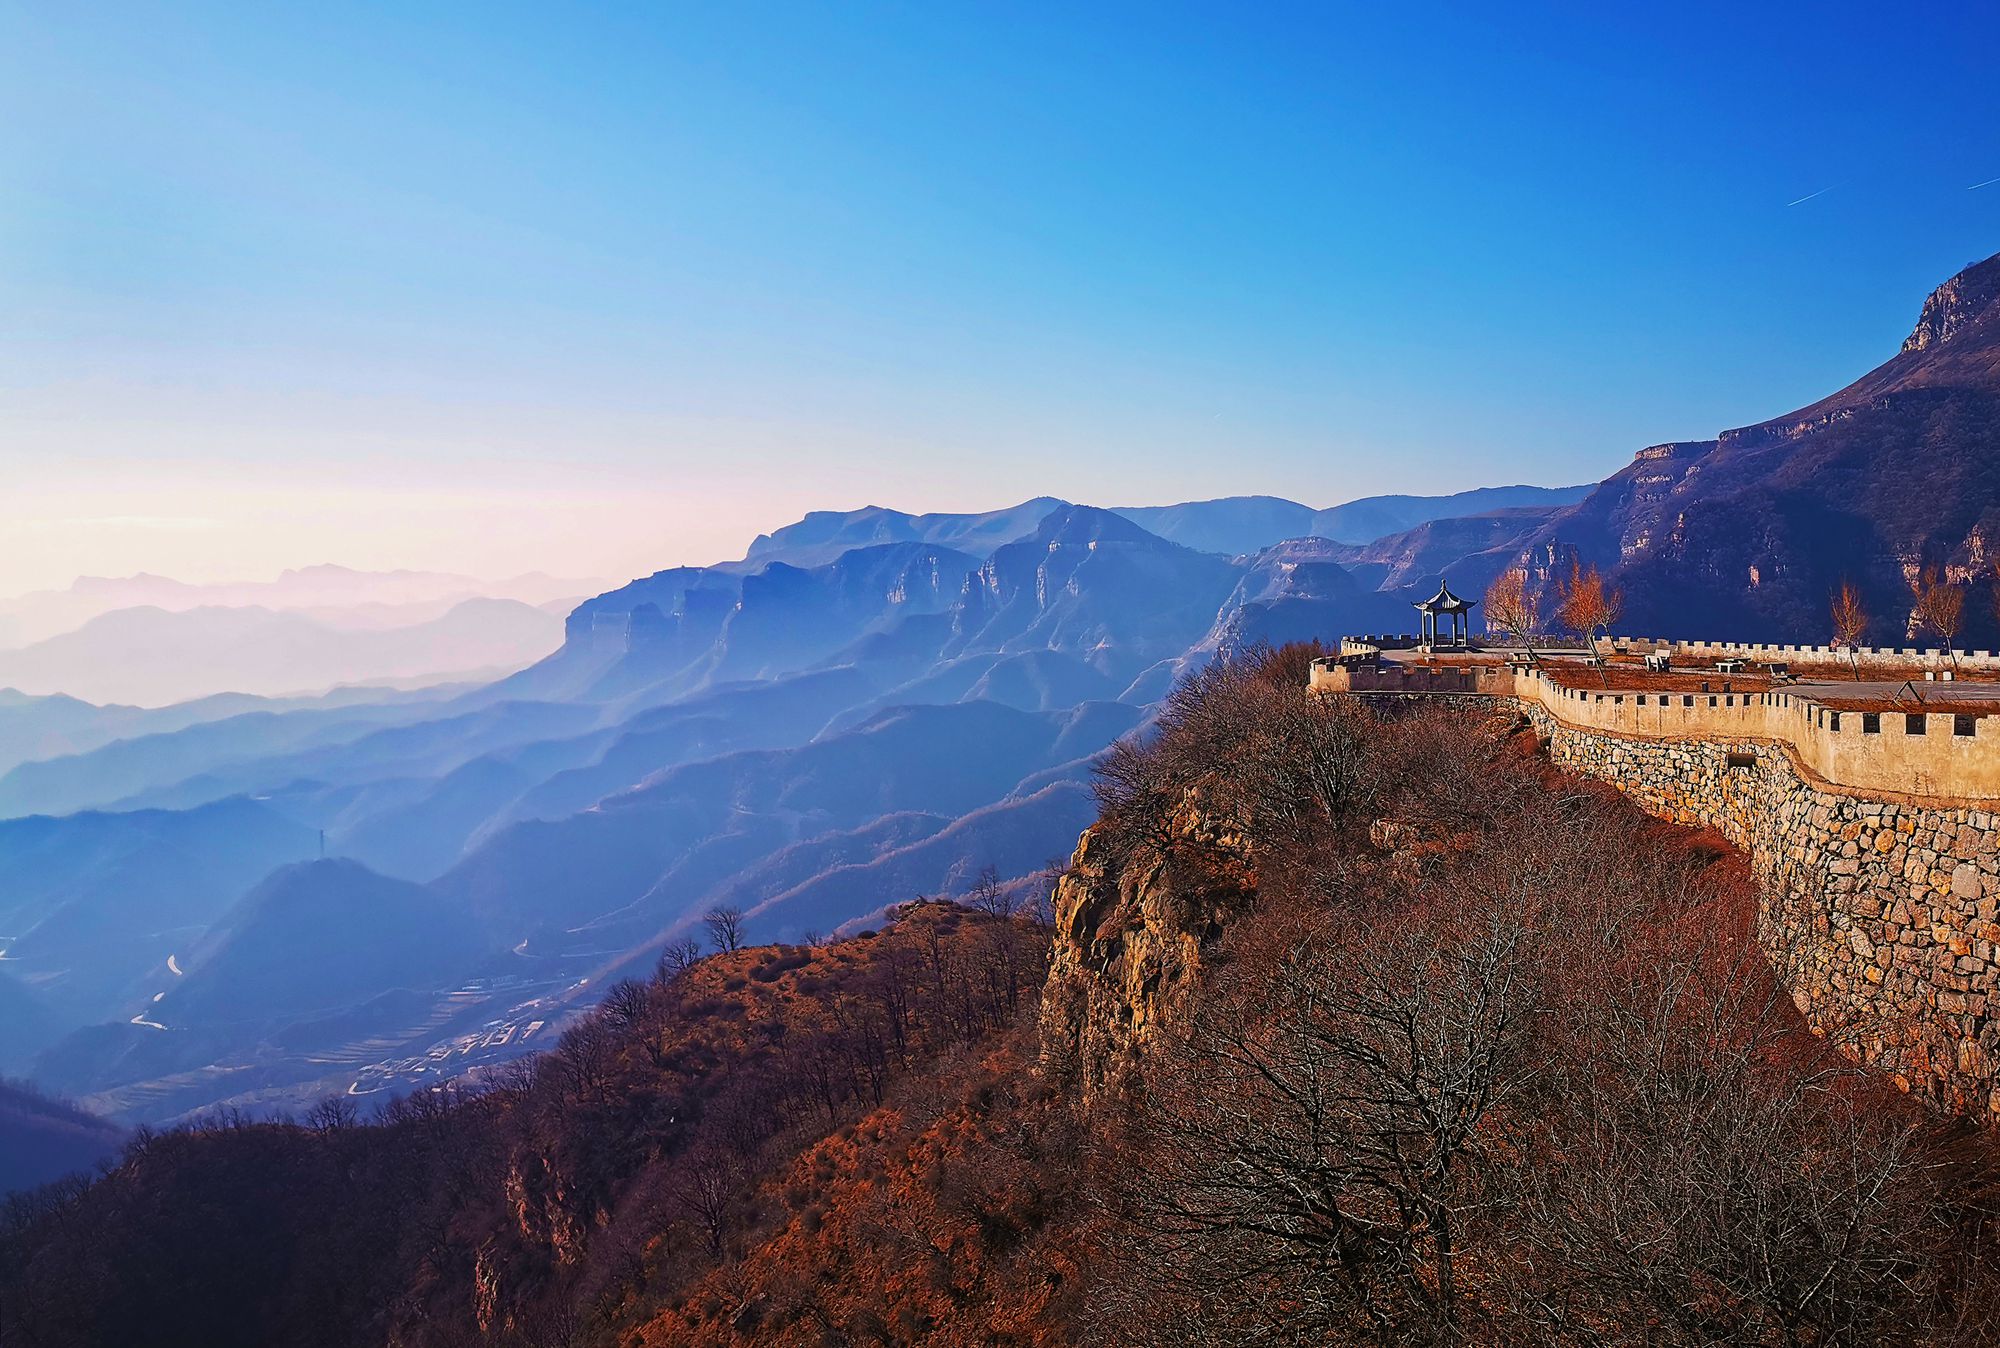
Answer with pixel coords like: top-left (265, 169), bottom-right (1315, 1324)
top-left (10, 665), bottom-right (1996, 1348)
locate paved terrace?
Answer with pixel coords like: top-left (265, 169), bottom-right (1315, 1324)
top-left (1311, 640), bottom-right (2000, 802)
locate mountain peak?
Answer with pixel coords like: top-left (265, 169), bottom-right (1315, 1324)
top-left (1028, 503), bottom-right (1171, 548)
top-left (1903, 251), bottom-right (2000, 354)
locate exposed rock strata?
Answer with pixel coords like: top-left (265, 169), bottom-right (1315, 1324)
top-left (1038, 795), bottom-right (1255, 1097)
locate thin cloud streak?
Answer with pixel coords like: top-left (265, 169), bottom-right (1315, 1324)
top-left (1969, 176), bottom-right (2000, 191)
top-left (1785, 185), bottom-right (1835, 207)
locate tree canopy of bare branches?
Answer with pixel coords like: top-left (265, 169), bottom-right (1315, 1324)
top-left (1912, 563), bottom-right (1966, 664)
top-left (1831, 579), bottom-right (1869, 679)
top-left (1482, 568), bottom-right (1541, 663)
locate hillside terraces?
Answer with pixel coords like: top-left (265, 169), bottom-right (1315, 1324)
top-left (1313, 644), bottom-right (2000, 1118)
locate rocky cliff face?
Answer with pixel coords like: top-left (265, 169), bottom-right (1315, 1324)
top-left (1481, 251), bottom-right (2000, 644)
top-left (1038, 793), bottom-right (1256, 1097)
top-left (1904, 253), bottom-right (2000, 354)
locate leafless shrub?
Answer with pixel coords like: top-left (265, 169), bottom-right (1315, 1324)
top-left (1101, 893), bottom-right (1537, 1344)
top-left (655, 937), bottom-right (705, 984)
top-left (703, 905), bottom-right (747, 954)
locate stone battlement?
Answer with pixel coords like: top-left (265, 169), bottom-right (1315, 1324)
top-left (1313, 658), bottom-right (2000, 801)
top-left (1310, 651), bottom-right (2000, 1119)
top-left (1343, 632), bottom-right (2000, 673)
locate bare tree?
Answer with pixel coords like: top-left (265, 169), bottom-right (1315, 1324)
top-left (966, 863), bottom-right (1017, 918)
top-left (1108, 897), bottom-right (1537, 1343)
top-left (302, 1094), bottom-right (359, 1133)
top-left (599, 977), bottom-right (651, 1029)
top-left (655, 936), bottom-right (705, 984)
top-left (702, 905), bottom-right (747, 954)
top-left (672, 1134), bottom-right (747, 1258)
top-left (1831, 579), bottom-right (1869, 679)
top-left (1502, 897), bottom-right (1970, 1346)
top-left (1025, 856), bottom-right (1067, 932)
top-left (1912, 564), bottom-right (1966, 665)
top-left (552, 1016), bottom-right (618, 1104)
top-left (1484, 567), bottom-right (1543, 664)
top-left (1556, 559), bottom-right (1623, 684)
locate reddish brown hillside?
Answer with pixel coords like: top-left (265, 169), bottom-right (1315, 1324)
top-left (0, 903), bottom-right (1054, 1348)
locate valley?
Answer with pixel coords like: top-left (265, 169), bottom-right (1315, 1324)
top-left (8, 246), bottom-right (2000, 1143)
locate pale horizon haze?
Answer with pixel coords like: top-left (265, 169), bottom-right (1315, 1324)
top-left (7, 3), bottom-right (2000, 595)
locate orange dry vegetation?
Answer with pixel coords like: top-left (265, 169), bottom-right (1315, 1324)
top-left (637, 1034), bottom-right (1086, 1347)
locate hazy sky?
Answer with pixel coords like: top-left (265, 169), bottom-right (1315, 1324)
top-left (5, 2), bottom-right (1999, 593)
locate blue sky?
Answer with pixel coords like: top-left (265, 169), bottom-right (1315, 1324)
top-left (4, 2), bottom-right (1999, 588)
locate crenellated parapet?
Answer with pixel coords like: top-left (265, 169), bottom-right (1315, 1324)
top-left (1313, 651), bottom-right (2000, 1119)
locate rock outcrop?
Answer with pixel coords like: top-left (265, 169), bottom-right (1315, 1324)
top-left (1904, 252), bottom-right (2000, 354)
top-left (1038, 793), bottom-right (1256, 1097)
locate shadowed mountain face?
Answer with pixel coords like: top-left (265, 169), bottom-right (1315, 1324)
top-left (1315, 251), bottom-right (2000, 647)
top-left (1560, 254), bottom-right (2000, 642)
top-left (167, 860), bottom-right (490, 1025)
top-left (0, 1078), bottom-right (121, 1197)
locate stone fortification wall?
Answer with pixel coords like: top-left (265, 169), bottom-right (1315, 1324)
top-left (1522, 705), bottom-right (2000, 1119)
top-left (1311, 658), bottom-right (2000, 1118)
top-left (1311, 660), bottom-right (2000, 800)
top-left (1345, 631), bottom-right (2000, 675)
top-left (1605, 635), bottom-right (2000, 675)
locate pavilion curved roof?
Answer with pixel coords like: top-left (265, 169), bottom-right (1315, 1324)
top-left (1413, 580), bottom-right (1475, 613)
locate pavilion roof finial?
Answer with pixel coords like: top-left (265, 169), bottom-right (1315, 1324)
top-left (1413, 579), bottom-right (1475, 614)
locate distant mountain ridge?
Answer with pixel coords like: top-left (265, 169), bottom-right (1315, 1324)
top-left (11, 503), bottom-right (1390, 1121)
top-left (0, 598), bottom-right (564, 706)
top-left (726, 484), bottom-right (1593, 572)
top-left (0, 564), bottom-right (600, 650)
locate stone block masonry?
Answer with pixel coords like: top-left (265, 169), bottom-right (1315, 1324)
top-left (1312, 657), bottom-right (2000, 1119)
top-left (1519, 703), bottom-right (2000, 1118)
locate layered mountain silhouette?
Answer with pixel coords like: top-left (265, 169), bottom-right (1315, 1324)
top-left (9, 497), bottom-right (1466, 1120)
top-left (0, 564), bottom-right (598, 649)
top-left (45, 378), bottom-right (1961, 1123)
top-left (0, 597), bottom-right (565, 707)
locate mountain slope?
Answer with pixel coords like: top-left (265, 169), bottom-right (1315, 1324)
top-left (1308, 483), bottom-right (1592, 545)
top-left (947, 506), bottom-right (1242, 679)
top-left (0, 1078), bottom-right (121, 1197)
top-left (1523, 251), bottom-right (2000, 642)
top-left (165, 859), bottom-right (489, 1024)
